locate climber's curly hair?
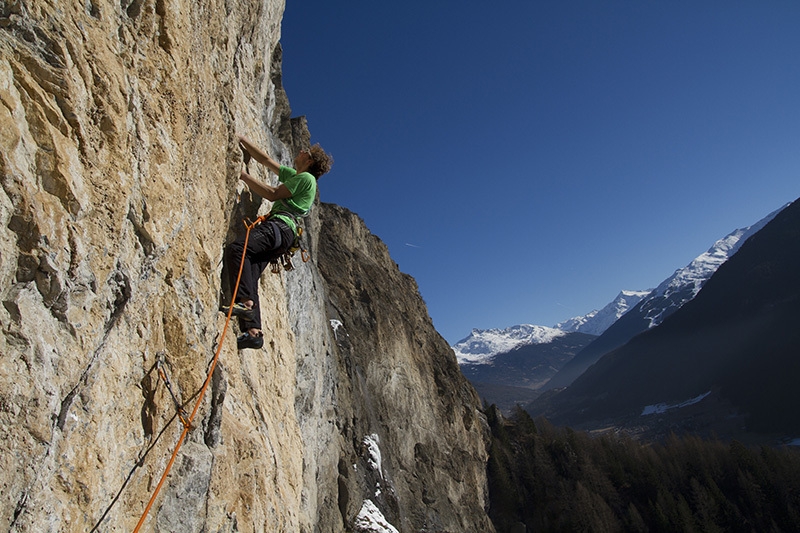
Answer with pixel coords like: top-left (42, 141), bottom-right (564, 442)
top-left (307, 144), bottom-right (334, 179)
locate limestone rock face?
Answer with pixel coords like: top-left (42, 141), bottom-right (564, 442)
top-left (0, 1), bottom-right (492, 532)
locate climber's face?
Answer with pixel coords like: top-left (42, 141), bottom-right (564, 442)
top-left (295, 149), bottom-right (313, 173)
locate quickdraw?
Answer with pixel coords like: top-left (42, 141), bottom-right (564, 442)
top-left (155, 353), bottom-right (192, 430)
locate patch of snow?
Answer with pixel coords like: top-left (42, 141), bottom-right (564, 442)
top-left (642, 391), bottom-right (711, 416)
top-left (330, 319), bottom-right (343, 340)
top-left (354, 500), bottom-right (399, 533)
top-left (363, 434), bottom-right (383, 479)
top-left (787, 438), bottom-right (800, 447)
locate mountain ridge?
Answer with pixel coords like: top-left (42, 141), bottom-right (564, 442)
top-left (530, 197), bottom-right (800, 443)
top-left (543, 203), bottom-right (788, 391)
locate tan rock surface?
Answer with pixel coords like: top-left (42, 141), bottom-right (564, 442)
top-left (1, 1), bottom-right (493, 532)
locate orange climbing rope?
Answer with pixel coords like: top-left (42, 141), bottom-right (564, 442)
top-left (133, 215), bottom-right (265, 532)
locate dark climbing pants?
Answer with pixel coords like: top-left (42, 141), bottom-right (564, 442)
top-left (225, 218), bottom-right (293, 331)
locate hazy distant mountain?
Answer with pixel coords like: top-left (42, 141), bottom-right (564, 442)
top-left (460, 331), bottom-right (596, 390)
top-left (455, 204), bottom-right (788, 414)
top-left (453, 325), bottom-right (566, 365)
top-left (530, 198), bottom-right (800, 442)
top-left (542, 204), bottom-right (788, 391)
top-left (453, 294), bottom-right (641, 411)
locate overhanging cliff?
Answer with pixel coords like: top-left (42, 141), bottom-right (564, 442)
top-left (0, 1), bottom-right (492, 532)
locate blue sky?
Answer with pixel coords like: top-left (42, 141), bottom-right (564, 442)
top-left (279, 1), bottom-right (800, 344)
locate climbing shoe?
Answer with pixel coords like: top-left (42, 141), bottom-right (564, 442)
top-left (237, 332), bottom-right (264, 350)
top-left (220, 302), bottom-right (255, 321)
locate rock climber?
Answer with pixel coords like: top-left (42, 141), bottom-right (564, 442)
top-left (223, 134), bottom-right (333, 349)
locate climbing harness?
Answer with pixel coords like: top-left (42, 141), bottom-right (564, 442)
top-left (266, 210), bottom-right (311, 274)
top-left (133, 216), bottom-right (258, 532)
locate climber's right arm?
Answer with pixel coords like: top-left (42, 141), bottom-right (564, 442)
top-left (239, 170), bottom-right (292, 202)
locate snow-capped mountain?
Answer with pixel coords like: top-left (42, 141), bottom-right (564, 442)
top-left (453, 291), bottom-right (648, 366)
top-left (556, 290), bottom-right (651, 336)
top-left (638, 204), bottom-right (787, 328)
top-left (454, 204), bottom-right (789, 375)
top-left (542, 203), bottom-right (791, 392)
top-left (453, 325), bottom-right (565, 365)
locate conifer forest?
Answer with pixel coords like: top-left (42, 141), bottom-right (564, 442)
top-left (486, 407), bottom-right (800, 533)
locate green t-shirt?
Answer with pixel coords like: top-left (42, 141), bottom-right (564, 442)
top-left (271, 165), bottom-right (317, 235)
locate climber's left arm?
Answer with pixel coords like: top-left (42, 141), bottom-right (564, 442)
top-left (237, 134), bottom-right (281, 175)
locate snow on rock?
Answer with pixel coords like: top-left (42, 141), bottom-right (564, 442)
top-left (354, 500), bottom-right (400, 533)
top-left (363, 434), bottom-right (383, 479)
top-left (453, 324), bottom-right (566, 365)
top-left (330, 319), bottom-right (344, 340)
